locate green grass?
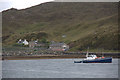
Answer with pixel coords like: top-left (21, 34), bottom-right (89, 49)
top-left (2, 2), bottom-right (118, 51)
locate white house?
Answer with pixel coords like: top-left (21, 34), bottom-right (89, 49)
top-left (23, 39), bottom-right (29, 45)
top-left (17, 39), bottom-right (23, 44)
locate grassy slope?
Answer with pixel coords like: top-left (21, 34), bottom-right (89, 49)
top-left (2, 2), bottom-right (119, 51)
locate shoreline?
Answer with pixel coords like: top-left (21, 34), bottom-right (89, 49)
top-left (2, 54), bottom-right (119, 60)
top-left (2, 55), bottom-right (85, 60)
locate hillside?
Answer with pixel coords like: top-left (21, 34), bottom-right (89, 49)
top-left (2, 2), bottom-right (119, 51)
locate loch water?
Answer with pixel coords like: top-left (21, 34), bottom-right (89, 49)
top-left (2, 58), bottom-right (118, 78)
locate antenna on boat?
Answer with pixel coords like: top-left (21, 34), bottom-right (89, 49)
top-left (86, 47), bottom-right (89, 57)
top-left (101, 48), bottom-right (104, 58)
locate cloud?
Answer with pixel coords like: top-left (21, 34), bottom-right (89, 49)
top-left (0, 0), bottom-right (54, 12)
top-left (10, 0), bottom-right (54, 9)
top-left (0, 2), bottom-right (13, 12)
top-left (54, 0), bottom-right (119, 2)
top-left (0, 0), bottom-right (119, 12)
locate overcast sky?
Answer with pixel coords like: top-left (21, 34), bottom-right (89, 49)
top-left (0, 0), bottom-right (54, 12)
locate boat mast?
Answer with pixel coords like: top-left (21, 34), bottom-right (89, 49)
top-left (101, 48), bottom-right (104, 57)
top-left (86, 47), bottom-right (89, 57)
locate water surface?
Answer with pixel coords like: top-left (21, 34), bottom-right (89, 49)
top-left (2, 58), bottom-right (118, 78)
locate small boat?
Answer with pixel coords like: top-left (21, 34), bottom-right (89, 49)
top-left (74, 57), bottom-right (112, 63)
top-left (74, 48), bottom-right (112, 63)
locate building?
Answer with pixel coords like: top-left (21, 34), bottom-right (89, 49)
top-left (29, 41), bottom-right (48, 48)
top-left (17, 39), bottom-right (29, 45)
top-left (23, 39), bottom-right (29, 45)
top-left (29, 41), bottom-right (36, 48)
top-left (35, 43), bottom-right (47, 47)
top-left (49, 42), bottom-right (69, 51)
top-left (17, 39), bottom-right (23, 44)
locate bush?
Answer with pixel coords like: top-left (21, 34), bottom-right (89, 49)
top-left (13, 43), bottom-right (24, 47)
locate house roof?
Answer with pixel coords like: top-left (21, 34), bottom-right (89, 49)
top-left (50, 42), bottom-right (66, 47)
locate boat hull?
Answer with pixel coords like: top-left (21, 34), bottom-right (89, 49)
top-left (74, 57), bottom-right (112, 63)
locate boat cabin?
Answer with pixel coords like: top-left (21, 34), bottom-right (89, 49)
top-left (86, 55), bottom-right (97, 60)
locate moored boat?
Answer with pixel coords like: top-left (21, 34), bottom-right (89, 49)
top-left (74, 57), bottom-right (112, 63)
top-left (74, 48), bottom-right (112, 63)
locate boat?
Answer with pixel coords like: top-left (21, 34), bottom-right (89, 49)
top-left (74, 48), bottom-right (112, 63)
top-left (74, 57), bottom-right (112, 63)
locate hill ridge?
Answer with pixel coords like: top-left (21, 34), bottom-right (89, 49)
top-left (2, 2), bottom-right (118, 51)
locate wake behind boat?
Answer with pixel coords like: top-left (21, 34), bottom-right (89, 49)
top-left (74, 48), bottom-right (112, 63)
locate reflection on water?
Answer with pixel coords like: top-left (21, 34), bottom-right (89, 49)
top-left (2, 58), bottom-right (118, 78)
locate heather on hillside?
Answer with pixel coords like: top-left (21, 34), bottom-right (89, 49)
top-left (2, 2), bottom-right (118, 51)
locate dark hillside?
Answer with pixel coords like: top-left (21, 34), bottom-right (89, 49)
top-left (2, 2), bottom-right (118, 51)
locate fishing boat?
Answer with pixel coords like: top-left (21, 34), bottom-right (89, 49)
top-left (74, 48), bottom-right (112, 63)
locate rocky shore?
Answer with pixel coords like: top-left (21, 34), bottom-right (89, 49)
top-left (2, 52), bottom-right (120, 60)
